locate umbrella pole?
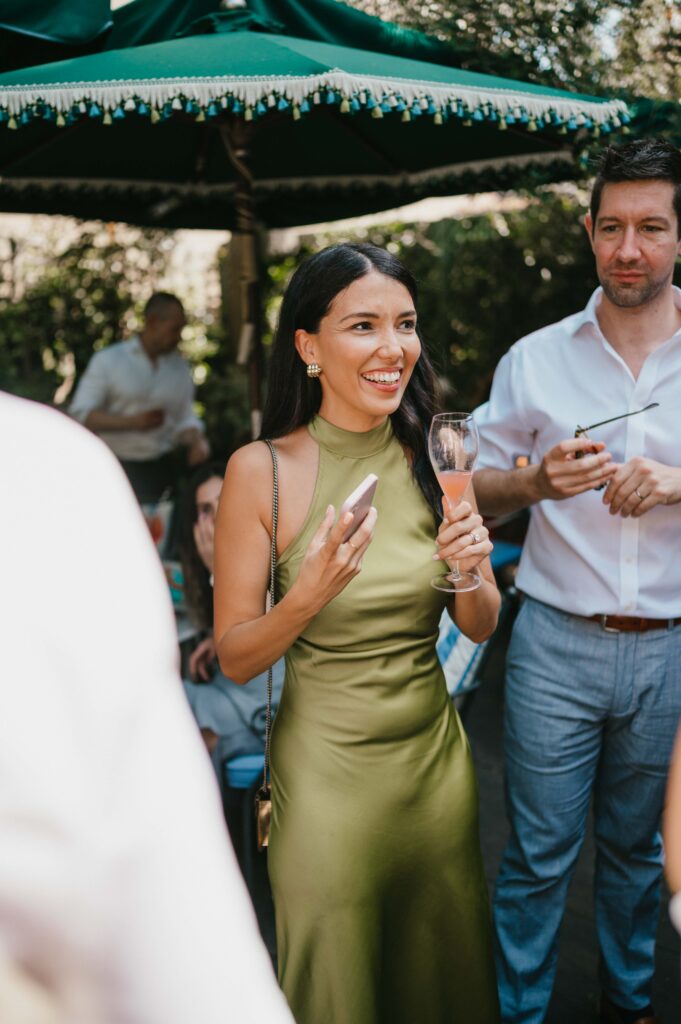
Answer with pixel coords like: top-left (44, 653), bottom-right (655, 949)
top-left (220, 121), bottom-right (263, 439)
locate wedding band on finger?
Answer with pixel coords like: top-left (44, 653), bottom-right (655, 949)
top-left (347, 540), bottom-right (358, 551)
top-left (470, 531), bottom-right (480, 544)
top-left (635, 487), bottom-right (645, 501)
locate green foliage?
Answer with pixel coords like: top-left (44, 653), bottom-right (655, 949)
top-left (358, 0), bottom-right (680, 101)
top-left (0, 226), bottom-right (172, 402)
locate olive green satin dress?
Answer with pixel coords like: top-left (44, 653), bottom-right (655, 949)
top-left (269, 416), bottom-right (498, 1024)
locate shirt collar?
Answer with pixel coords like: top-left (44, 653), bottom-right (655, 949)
top-left (570, 285), bottom-right (681, 339)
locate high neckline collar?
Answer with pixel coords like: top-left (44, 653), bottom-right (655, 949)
top-left (308, 415), bottom-right (393, 458)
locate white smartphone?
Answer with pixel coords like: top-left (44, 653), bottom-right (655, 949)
top-left (339, 473), bottom-right (378, 543)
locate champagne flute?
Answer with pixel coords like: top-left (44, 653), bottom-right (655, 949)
top-left (429, 412), bottom-right (481, 593)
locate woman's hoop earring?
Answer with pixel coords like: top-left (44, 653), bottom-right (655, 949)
top-left (306, 362), bottom-right (322, 378)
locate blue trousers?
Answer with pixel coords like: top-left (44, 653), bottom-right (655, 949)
top-left (493, 596), bottom-right (681, 1023)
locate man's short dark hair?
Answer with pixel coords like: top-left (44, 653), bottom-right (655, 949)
top-left (590, 138), bottom-right (681, 237)
top-left (144, 292), bottom-right (184, 320)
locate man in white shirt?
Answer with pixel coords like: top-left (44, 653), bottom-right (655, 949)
top-left (70, 292), bottom-right (210, 502)
top-left (474, 138), bottom-right (681, 1024)
top-left (0, 390), bottom-right (294, 1024)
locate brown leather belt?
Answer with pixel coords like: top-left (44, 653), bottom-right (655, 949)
top-left (585, 614), bottom-right (681, 633)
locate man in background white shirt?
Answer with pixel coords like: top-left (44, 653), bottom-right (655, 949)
top-left (70, 292), bottom-right (210, 503)
top-left (474, 138), bottom-right (681, 1024)
top-left (0, 391), bottom-right (293, 1024)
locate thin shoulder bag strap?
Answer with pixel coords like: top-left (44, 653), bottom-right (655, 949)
top-left (262, 440), bottom-right (279, 792)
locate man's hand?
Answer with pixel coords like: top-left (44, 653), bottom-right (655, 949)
top-left (535, 438), bottom-right (616, 500)
top-left (602, 457), bottom-right (681, 517)
top-left (189, 636), bottom-right (217, 682)
top-left (176, 427), bottom-right (210, 466)
top-left (187, 435), bottom-right (211, 466)
top-left (133, 408), bottom-right (165, 430)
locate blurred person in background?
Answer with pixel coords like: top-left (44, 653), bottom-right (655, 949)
top-left (0, 391), bottom-right (293, 1024)
top-left (179, 461), bottom-right (284, 765)
top-left (69, 292), bottom-right (209, 503)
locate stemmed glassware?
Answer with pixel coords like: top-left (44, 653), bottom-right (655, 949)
top-left (429, 412), bottom-right (481, 593)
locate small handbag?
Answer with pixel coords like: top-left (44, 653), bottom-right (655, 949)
top-left (254, 439), bottom-right (279, 851)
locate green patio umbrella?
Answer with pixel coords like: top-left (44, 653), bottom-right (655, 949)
top-left (0, 0), bottom-right (112, 73)
top-left (0, 10), bottom-right (628, 428)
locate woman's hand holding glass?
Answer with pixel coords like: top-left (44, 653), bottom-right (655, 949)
top-left (429, 412), bottom-right (484, 593)
top-left (291, 503), bottom-right (378, 617)
top-left (434, 499), bottom-right (492, 575)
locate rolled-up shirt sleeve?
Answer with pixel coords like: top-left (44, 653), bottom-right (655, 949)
top-left (69, 350), bottom-right (109, 425)
top-left (473, 346), bottom-right (535, 471)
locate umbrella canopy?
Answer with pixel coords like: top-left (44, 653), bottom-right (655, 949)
top-left (106, 0), bottom-right (465, 68)
top-left (0, 1), bottom-right (112, 74)
top-left (0, 14), bottom-right (628, 230)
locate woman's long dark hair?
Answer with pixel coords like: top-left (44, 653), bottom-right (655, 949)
top-left (260, 243), bottom-right (443, 517)
top-left (178, 460), bottom-right (226, 631)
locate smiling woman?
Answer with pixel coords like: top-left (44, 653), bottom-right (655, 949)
top-left (213, 243), bottom-right (500, 1024)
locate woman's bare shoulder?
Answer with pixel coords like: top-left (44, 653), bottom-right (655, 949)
top-left (226, 440), bottom-right (273, 477)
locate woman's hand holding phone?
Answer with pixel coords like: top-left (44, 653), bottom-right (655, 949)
top-left (291, 477), bottom-right (378, 616)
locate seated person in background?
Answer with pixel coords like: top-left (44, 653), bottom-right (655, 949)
top-left (179, 460), bottom-right (284, 763)
top-left (69, 291), bottom-right (210, 504)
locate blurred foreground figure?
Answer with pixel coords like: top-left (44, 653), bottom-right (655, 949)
top-left (70, 292), bottom-right (209, 503)
top-left (0, 393), bottom-right (293, 1024)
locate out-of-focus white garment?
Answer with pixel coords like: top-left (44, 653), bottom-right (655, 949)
top-left (0, 393), bottom-right (293, 1024)
top-left (69, 336), bottom-right (203, 460)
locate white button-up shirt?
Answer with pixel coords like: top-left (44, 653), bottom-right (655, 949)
top-left (1, 392), bottom-right (294, 1024)
top-left (69, 335), bottom-right (204, 461)
top-left (474, 287), bottom-right (681, 618)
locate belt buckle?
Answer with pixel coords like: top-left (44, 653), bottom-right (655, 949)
top-left (599, 614), bottom-right (621, 633)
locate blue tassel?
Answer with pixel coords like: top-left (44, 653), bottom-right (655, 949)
top-left (350, 97), bottom-right (361, 112)
top-left (427, 101), bottom-right (436, 115)
top-left (19, 109), bottom-right (31, 125)
top-left (256, 101), bottom-right (266, 115)
top-left (300, 98), bottom-right (310, 113)
top-left (113, 105), bottom-right (125, 120)
top-left (89, 102), bottom-right (101, 118)
top-left (0, 109), bottom-right (7, 123)
top-left (505, 113), bottom-right (516, 125)
top-left (366, 95), bottom-right (377, 109)
top-left (137, 101), bottom-right (149, 116)
top-left (326, 90), bottom-right (336, 105)
top-left (567, 117), bottom-right (577, 130)
top-left (473, 108), bottom-right (484, 122)
top-left (277, 97), bottom-right (289, 111)
top-left (232, 99), bottom-right (243, 114)
top-left (207, 102), bottom-right (218, 118)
